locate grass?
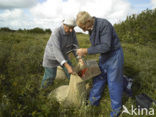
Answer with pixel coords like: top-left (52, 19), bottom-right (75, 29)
top-left (0, 32), bottom-right (156, 117)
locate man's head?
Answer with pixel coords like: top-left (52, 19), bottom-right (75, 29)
top-left (63, 17), bottom-right (76, 33)
top-left (76, 11), bottom-right (94, 32)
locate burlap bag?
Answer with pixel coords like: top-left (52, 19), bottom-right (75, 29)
top-left (55, 61), bottom-right (86, 80)
top-left (64, 74), bottom-right (87, 106)
top-left (55, 66), bottom-right (66, 80)
top-left (48, 60), bottom-right (101, 107)
top-left (48, 74), bottom-right (86, 107)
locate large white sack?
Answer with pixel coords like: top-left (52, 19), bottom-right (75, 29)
top-left (48, 74), bottom-right (87, 107)
top-left (55, 66), bottom-right (67, 80)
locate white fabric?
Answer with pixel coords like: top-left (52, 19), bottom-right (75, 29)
top-left (60, 60), bottom-right (67, 66)
top-left (63, 17), bottom-right (76, 26)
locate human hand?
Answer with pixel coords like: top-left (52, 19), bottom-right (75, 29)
top-left (67, 65), bottom-right (74, 74)
top-left (76, 48), bottom-right (87, 57)
top-left (64, 62), bottom-right (76, 75)
top-left (78, 58), bottom-right (85, 65)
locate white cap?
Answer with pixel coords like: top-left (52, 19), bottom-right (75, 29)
top-left (63, 17), bottom-right (76, 27)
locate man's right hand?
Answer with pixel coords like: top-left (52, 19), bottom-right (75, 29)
top-left (64, 62), bottom-right (75, 75)
top-left (76, 48), bottom-right (88, 57)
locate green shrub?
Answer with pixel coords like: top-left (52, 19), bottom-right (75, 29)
top-left (0, 17), bottom-right (156, 116)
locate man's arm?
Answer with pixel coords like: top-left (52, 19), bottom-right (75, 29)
top-left (51, 31), bottom-right (74, 74)
top-left (51, 31), bottom-right (67, 65)
top-left (77, 25), bottom-right (113, 56)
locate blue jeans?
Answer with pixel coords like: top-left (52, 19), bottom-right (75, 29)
top-left (41, 61), bottom-right (72, 88)
top-left (89, 48), bottom-right (124, 117)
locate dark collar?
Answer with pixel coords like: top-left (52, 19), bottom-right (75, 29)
top-left (61, 25), bottom-right (66, 35)
top-left (92, 17), bottom-right (97, 31)
top-left (89, 17), bottom-right (97, 36)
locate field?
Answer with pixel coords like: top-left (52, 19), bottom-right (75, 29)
top-left (0, 31), bottom-right (156, 117)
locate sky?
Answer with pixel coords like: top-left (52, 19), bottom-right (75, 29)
top-left (0, 0), bottom-right (156, 32)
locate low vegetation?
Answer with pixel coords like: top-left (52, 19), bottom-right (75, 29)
top-left (0, 9), bottom-right (156, 117)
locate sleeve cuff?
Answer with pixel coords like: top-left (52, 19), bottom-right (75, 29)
top-left (87, 47), bottom-right (93, 54)
top-left (60, 60), bottom-right (67, 66)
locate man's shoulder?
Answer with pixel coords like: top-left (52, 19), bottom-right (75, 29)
top-left (95, 17), bottom-right (113, 31)
top-left (96, 17), bottom-right (110, 25)
top-left (53, 25), bottom-right (63, 34)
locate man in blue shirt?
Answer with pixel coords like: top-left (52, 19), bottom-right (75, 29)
top-left (76, 11), bottom-right (124, 117)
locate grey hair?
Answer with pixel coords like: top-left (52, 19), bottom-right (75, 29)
top-left (76, 11), bottom-right (92, 25)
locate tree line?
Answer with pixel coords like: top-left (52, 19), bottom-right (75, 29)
top-left (0, 27), bottom-right (51, 33)
top-left (114, 8), bottom-right (156, 44)
top-left (1, 8), bottom-right (156, 43)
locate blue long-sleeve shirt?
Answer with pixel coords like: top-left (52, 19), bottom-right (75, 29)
top-left (87, 17), bottom-right (121, 62)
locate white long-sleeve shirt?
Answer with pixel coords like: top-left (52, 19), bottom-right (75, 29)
top-left (43, 25), bottom-right (78, 68)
